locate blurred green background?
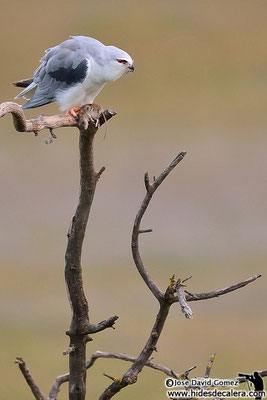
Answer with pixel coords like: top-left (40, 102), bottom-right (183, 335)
top-left (0, 0), bottom-right (266, 398)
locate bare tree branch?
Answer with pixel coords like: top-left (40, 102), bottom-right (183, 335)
top-left (96, 166), bottom-right (106, 181)
top-left (63, 105), bottom-right (117, 400)
top-left (175, 279), bottom-right (193, 319)
top-left (88, 316), bottom-right (119, 334)
top-left (86, 351), bottom-right (194, 379)
top-left (49, 374), bottom-right (69, 400)
top-left (63, 346), bottom-right (76, 356)
top-left (96, 152), bottom-right (188, 398)
top-left (139, 228), bottom-right (153, 234)
top-left (131, 151), bottom-right (187, 302)
top-left (98, 352), bottom-right (195, 380)
top-left (0, 101), bottom-right (116, 134)
top-left (15, 357), bottom-right (47, 400)
top-left (48, 350), bottom-right (196, 400)
top-left (99, 299), bottom-right (172, 399)
top-left (0, 102), bottom-right (120, 400)
top-left (99, 152), bottom-right (262, 400)
top-left (204, 353), bottom-right (216, 378)
top-left (184, 274), bottom-right (261, 302)
top-left (4, 106), bottom-right (263, 400)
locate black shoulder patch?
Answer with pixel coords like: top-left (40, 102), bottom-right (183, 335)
top-left (48, 59), bottom-right (88, 85)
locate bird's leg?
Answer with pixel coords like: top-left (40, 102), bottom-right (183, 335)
top-left (65, 107), bottom-right (82, 118)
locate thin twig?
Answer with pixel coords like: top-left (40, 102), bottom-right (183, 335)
top-left (184, 274), bottom-right (261, 302)
top-left (96, 166), bottom-right (106, 181)
top-left (131, 151), bottom-right (186, 302)
top-left (103, 372), bottom-right (116, 381)
top-left (15, 357), bottom-right (47, 400)
top-left (181, 365), bottom-right (197, 379)
top-left (88, 316), bottom-right (119, 334)
top-left (63, 346), bottom-right (75, 356)
top-left (182, 276), bottom-right (192, 284)
top-left (139, 229), bottom-right (153, 234)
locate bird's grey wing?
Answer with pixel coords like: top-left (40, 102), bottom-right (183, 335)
top-left (17, 38), bottom-right (90, 109)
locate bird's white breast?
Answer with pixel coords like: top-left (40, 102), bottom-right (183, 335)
top-left (56, 81), bottom-right (106, 110)
top-left (56, 59), bottom-right (107, 110)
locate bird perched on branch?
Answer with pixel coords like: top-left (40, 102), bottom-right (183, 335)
top-left (14, 36), bottom-right (134, 116)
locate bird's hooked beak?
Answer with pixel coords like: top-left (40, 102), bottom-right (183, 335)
top-left (128, 64), bottom-right (135, 72)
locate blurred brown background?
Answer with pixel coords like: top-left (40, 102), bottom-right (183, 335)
top-left (0, 0), bottom-right (266, 398)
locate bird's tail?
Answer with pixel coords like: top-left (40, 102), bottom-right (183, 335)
top-left (14, 80), bottom-right (37, 100)
top-left (13, 78), bottom-right (34, 88)
top-left (14, 79), bottom-right (54, 109)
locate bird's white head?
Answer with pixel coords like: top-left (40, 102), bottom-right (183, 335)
top-left (104, 46), bottom-right (134, 82)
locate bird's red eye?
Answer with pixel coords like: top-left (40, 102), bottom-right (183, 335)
top-left (117, 59), bottom-right (127, 64)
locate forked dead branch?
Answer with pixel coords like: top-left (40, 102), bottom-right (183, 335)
top-left (0, 102), bottom-right (263, 400)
